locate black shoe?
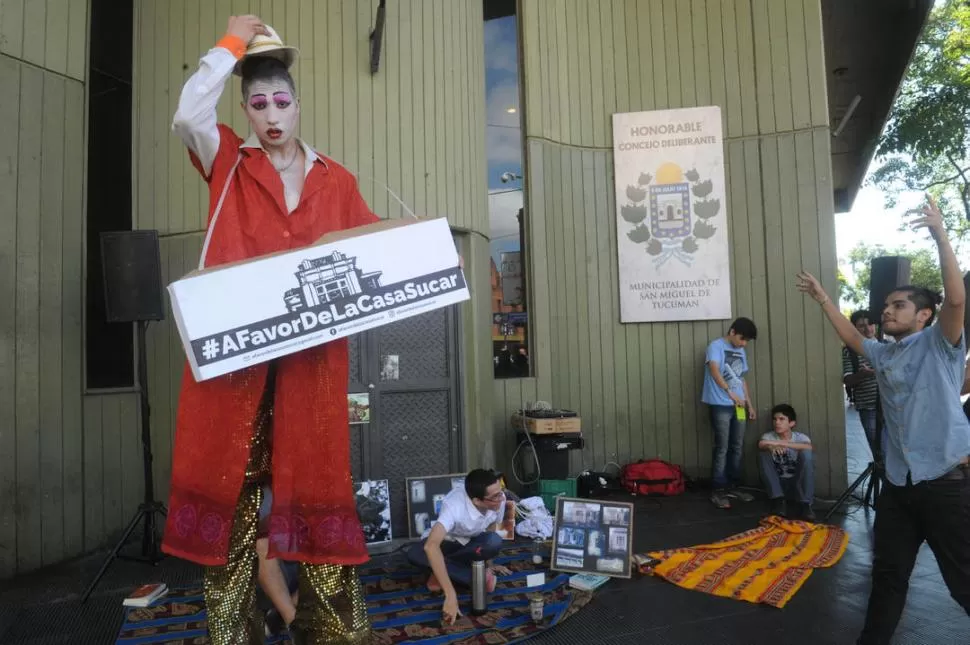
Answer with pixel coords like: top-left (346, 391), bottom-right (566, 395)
top-left (800, 503), bottom-right (816, 522)
top-left (769, 497), bottom-right (786, 517)
top-left (264, 608), bottom-right (287, 637)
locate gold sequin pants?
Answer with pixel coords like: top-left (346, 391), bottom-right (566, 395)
top-left (203, 367), bottom-right (370, 644)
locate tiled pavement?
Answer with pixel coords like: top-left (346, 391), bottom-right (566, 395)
top-left (1, 405), bottom-right (967, 644)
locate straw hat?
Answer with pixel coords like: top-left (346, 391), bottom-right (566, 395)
top-left (232, 24), bottom-right (299, 76)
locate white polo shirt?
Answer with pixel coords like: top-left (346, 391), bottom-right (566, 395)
top-left (432, 486), bottom-right (502, 545)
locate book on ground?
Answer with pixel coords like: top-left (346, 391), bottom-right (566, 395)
top-left (123, 583), bottom-right (168, 607)
top-left (569, 573), bottom-right (609, 591)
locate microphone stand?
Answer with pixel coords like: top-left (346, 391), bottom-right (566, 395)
top-left (824, 328), bottom-right (884, 521)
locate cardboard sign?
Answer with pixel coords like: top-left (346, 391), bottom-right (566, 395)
top-left (168, 218), bottom-right (469, 381)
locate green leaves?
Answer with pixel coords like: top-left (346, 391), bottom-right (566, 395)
top-left (621, 205), bottom-right (648, 224)
top-left (871, 0), bottom-right (970, 226)
top-left (626, 186), bottom-right (647, 202)
top-left (628, 225), bottom-right (651, 243)
top-left (841, 242), bottom-right (943, 308)
top-left (693, 221), bottom-right (716, 240)
top-left (694, 199), bottom-right (720, 219)
top-left (691, 179), bottom-right (713, 198)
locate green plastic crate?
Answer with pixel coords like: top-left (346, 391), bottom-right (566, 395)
top-left (538, 478), bottom-right (576, 513)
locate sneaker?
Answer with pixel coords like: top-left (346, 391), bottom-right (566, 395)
top-left (769, 497), bottom-right (786, 517)
top-left (427, 573), bottom-right (442, 592)
top-left (800, 503), bottom-right (816, 522)
top-left (726, 489), bottom-right (754, 503)
top-left (711, 493), bottom-right (732, 509)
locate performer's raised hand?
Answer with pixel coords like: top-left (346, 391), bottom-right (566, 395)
top-left (795, 270), bottom-right (830, 306)
top-left (907, 194), bottom-right (945, 239)
top-left (226, 14), bottom-right (270, 44)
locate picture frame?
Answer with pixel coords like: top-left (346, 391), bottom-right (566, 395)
top-left (550, 497), bottom-right (634, 578)
top-left (352, 479), bottom-right (392, 544)
top-left (404, 473), bottom-right (467, 538)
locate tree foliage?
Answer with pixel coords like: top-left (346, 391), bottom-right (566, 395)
top-left (840, 242), bottom-right (943, 310)
top-left (868, 0), bottom-right (970, 240)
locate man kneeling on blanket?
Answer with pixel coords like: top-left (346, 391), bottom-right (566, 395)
top-left (407, 469), bottom-right (513, 624)
top-left (758, 404), bottom-right (816, 521)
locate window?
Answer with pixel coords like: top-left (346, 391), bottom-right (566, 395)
top-left (485, 2), bottom-right (529, 379)
top-left (85, 0), bottom-right (134, 388)
top-left (324, 278), bottom-right (352, 301)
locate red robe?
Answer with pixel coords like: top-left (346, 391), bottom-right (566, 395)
top-left (161, 124), bottom-right (377, 566)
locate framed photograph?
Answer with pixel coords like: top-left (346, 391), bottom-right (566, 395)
top-left (550, 497), bottom-right (634, 578)
top-left (555, 548), bottom-right (585, 569)
top-left (557, 526), bottom-right (586, 548)
top-left (561, 500), bottom-right (601, 527)
top-left (410, 480), bottom-right (427, 504)
top-left (348, 393), bottom-right (370, 424)
top-left (608, 527), bottom-right (628, 554)
top-left (602, 506), bottom-right (630, 526)
top-left (353, 479), bottom-right (391, 544)
top-left (596, 557), bottom-right (625, 574)
top-left (405, 473), bottom-right (468, 537)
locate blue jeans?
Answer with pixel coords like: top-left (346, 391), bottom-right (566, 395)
top-left (758, 450), bottom-right (814, 504)
top-left (710, 405), bottom-right (746, 489)
top-left (858, 408), bottom-right (877, 451)
top-left (406, 532), bottom-right (503, 587)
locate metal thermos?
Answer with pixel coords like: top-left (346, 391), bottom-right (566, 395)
top-left (470, 559), bottom-right (488, 615)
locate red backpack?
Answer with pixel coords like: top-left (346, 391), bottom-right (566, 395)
top-left (621, 459), bottom-right (686, 496)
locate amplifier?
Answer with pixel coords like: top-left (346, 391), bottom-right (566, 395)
top-left (516, 432), bottom-right (584, 452)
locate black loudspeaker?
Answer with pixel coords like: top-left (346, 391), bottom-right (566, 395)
top-left (868, 256), bottom-right (911, 320)
top-left (100, 230), bottom-right (165, 323)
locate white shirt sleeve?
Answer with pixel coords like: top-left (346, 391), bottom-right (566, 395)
top-left (171, 47), bottom-right (238, 178)
top-left (433, 500), bottom-right (457, 535)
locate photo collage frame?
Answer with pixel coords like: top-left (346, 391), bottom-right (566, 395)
top-left (551, 497), bottom-right (635, 578)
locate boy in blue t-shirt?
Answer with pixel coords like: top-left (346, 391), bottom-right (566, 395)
top-left (701, 317), bottom-right (758, 509)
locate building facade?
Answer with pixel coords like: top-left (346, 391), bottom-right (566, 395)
top-left (0, 0), bottom-right (930, 578)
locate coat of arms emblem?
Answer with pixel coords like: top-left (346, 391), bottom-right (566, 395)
top-left (621, 162), bottom-right (721, 267)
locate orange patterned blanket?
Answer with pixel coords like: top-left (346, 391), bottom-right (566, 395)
top-left (639, 515), bottom-right (849, 608)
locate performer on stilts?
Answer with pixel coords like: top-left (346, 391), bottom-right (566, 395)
top-left (162, 15), bottom-right (377, 644)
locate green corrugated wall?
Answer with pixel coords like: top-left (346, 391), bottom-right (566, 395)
top-left (495, 0), bottom-right (847, 497)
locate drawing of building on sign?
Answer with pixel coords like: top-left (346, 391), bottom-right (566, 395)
top-left (283, 251), bottom-right (383, 312)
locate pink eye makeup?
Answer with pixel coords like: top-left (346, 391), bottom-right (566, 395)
top-left (248, 94), bottom-right (269, 110)
top-left (273, 91), bottom-right (292, 108)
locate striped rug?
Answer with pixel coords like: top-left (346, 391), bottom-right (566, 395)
top-left (115, 545), bottom-right (594, 644)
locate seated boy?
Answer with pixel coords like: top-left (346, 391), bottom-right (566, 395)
top-left (406, 469), bottom-right (512, 625)
top-left (758, 404), bottom-right (816, 521)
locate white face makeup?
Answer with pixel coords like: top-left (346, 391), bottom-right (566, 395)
top-left (243, 79), bottom-right (300, 148)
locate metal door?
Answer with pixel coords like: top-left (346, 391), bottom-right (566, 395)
top-left (361, 306), bottom-right (463, 538)
top-left (347, 334), bottom-right (368, 482)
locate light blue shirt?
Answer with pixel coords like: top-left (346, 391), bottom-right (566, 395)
top-left (701, 338), bottom-right (748, 406)
top-left (863, 324), bottom-right (970, 485)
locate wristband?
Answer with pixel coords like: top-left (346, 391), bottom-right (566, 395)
top-left (216, 34), bottom-right (247, 60)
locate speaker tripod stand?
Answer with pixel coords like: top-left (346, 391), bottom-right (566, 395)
top-left (823, 397), bottom-right (884, 521)
top-left (82, 320), bottom-right (167, 603)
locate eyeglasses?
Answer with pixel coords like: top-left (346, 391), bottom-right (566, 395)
top-left (483, 490), bottom-right (506, 502)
